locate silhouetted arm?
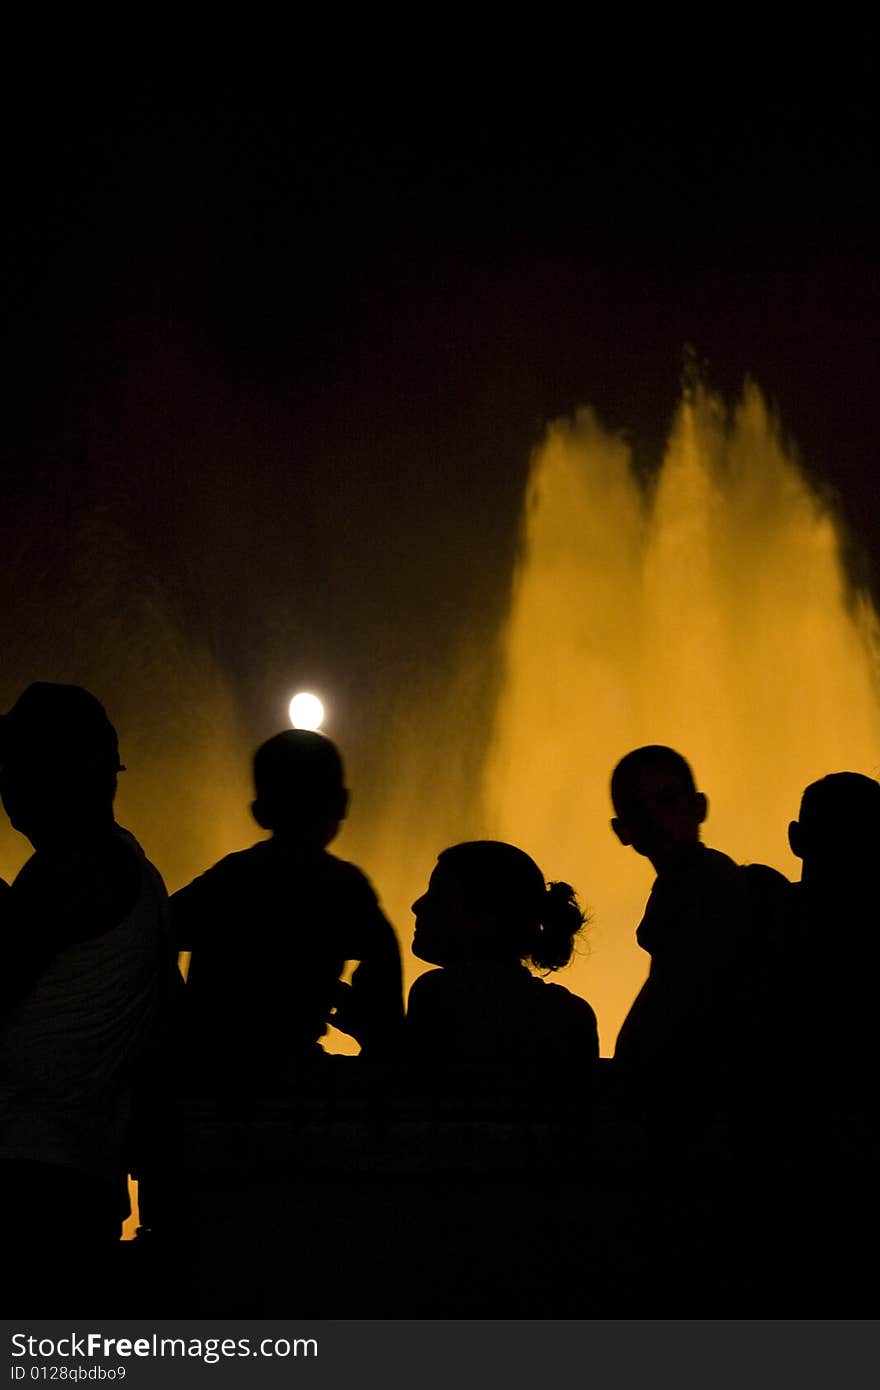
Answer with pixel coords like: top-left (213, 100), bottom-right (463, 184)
top-left (169, 872), bottom-right (215, 954)
top-left (330, 906), bottom-right (403, 1056)
top-left (328, 870), bottom-right (404, 1055)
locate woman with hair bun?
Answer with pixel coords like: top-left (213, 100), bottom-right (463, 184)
top-left (406, 840), bottom-right (598, 1071)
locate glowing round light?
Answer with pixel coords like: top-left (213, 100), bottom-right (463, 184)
top-left (289, 691), bottom-right (325, 731)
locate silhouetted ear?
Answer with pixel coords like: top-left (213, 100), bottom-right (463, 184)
top-left (251, 798), bottom-right (271, 830)
top-left (338, 787), bottom-right (350, 822)
top-left (788, 820), bottom-right (804, 859)
top-left (695, 792), bottom-right (708, 825)
top-left (611, 817), bottom-right (631, 847)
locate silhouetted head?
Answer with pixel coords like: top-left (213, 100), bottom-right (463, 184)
top-left (0, 683), bottom-right (124, 847)
top-left (788, 772), bottom-right (880, 886)
top-left (610, 745), bottom-right (707, 867)
top-left (411, 840), bottom-right (586, 972)
top-left (251, 729), bottom-right (349, 846)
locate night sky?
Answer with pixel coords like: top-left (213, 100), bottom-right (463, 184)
top-left (1, 56), bottom-right (877, 890)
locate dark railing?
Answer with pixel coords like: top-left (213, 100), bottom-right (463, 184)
top-left (127, 1060), bottom-right (877, 1317)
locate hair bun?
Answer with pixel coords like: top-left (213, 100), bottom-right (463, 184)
top-left (533, 880), bottom-right (587, 971)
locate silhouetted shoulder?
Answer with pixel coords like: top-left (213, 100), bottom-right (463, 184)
top-left (171, 840), bottom-right (272, 900)
top-left (542, 979), bottom-right (600, 1059)
top-left (171, 842), bottom-right (387, 955)
top-left (634, 845), bottom-right (783, 964)
top-left (405, 967), bottom-right (449, 1013)
top-left (406, 963), bottom-right (598, 1065)
top-left (617, 845), bottom-right (794, 1074)
top-left (0, 825), bottom-right (169, 1177)
top-left (14, 832), bottom-right (142, 933)
top-left (738, 861), bottom-right (791, 934)
top-left (740, 861), bottom-right (790, 898)
top-left (318, 851), bottom-right (385, 903)
top-left (407, 968), bottom-right (446, 999)
top-left (3, 829), bottom-right (156, 1015)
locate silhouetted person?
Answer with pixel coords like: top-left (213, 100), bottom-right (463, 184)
top-left (398, 841), bottom-right (598, 1315)
top-left (788, 770), bottom-right (880, 902)
top-left (775, 771), bottom-right (880, 1313)
top-left (785, 772), bottom-right (880, 1086)
top-left (0, 683), bottom-right (171, 1313)
top-left (611, 745), bottom-right (787, 1099)
top-left (608, 746), bottom-right (796, 1311)
top-left (406, 840), bottom-right (598, 1092)
top-left (171, 729), bottom-right (403, 1096)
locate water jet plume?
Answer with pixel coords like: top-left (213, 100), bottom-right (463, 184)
top-left (483, 380), bottom-right (880, 1053)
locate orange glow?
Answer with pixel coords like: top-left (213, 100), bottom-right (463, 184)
top-left (342, 382), bottom-right (880, 1056)
top-left (5, 379), bottom-right (879, 1246)
top-left (482, 382), bottom-right (880, 1051)
top-left (0, 657), bottom-right (256, 896)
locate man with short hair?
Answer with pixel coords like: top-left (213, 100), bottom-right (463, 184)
top-left (608, 745), bottom-right (795, 1308)
top-left (610, 745), bottom-right (786, 1088)
top-left (786, 771), bottom-right (880, 1077)
top-left (778, 772), bottom-right (880, 1309)
top-left (0, 683), bottom-right (171, 1312)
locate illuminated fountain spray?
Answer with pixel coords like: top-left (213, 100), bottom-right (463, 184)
top-left (482, 381), bottom-right (880, 1053)
top-left (0, 504), bottom-right (256, 894)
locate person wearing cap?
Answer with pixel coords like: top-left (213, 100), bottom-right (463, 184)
top-left (171, 728), bottom-right (403, 1095)
top-left (0, 683), bottom-right (172, 1313)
